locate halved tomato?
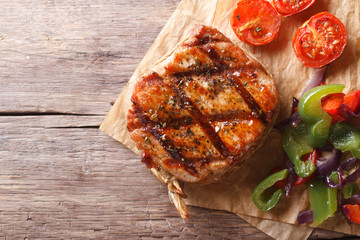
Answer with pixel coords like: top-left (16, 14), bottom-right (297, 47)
top-left (231, 0), bottom-right (281, 46)
top-left (293, 12), bottom-right (347, 68)
top-left (273, 0), bottom-right (315, 17)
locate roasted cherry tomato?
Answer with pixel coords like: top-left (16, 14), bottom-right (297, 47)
top-left (293, 12), bottom-right (347, 68)
top-left (273, 0), bottom-right (315, 17)
top-left (231, 0), bottom-right (281, 46)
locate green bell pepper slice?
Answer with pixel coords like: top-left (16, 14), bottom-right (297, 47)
top-left (252, 169), bottom-right (288, 211)
top-left (308, 179), bottom-right (338, 226)
top-left (298, 84), bottom-right (345, 148)
top-left (343, 184), bottom-right (359, 199)
top-left (329, 122), bottom-right (360, 159)
top-left (282, 122), bottom-right (315, 178)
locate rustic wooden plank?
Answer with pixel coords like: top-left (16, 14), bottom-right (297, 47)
top-left (0, 115), bottom-right (270, 239)
top-left (0, 0), bottom-right (179, 115)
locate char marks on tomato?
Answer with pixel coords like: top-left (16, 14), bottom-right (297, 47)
top-left (127, 25), bottom-right (279, 183)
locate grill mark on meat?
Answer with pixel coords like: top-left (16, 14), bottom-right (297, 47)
top-left (183, 36), bottom-right (223, 47)
top-left (200, 44), bottom-right (226, 69)
top-left (132, 109), bottom-right (255, 128)
top-left (171, 80), bottom-right (232, 157)
top-left (198, 42), bottom-right (267, 126)
top-left (131, 73), bottom-right (198, 175)
top-left (232, 74), bottom-right (268, 125)
top-left (136, 107), bottom-right (198, 176)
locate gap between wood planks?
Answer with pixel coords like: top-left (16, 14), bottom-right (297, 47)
top-left (0, 111), bottom-right (103, 129)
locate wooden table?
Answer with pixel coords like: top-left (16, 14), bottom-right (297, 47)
top-left (0, 1), bottom-right (353, 239)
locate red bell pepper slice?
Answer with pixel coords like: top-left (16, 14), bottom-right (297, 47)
top-left (343, 204), bottom-right (360, 224)
top-left (321, 93), bottom-right (345, 123)
top-left (344, 90), bottom-right (360, 113)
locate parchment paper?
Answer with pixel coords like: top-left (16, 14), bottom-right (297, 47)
top-left (100, 0), bottom-right (360, 239)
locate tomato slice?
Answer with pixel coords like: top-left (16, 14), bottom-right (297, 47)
top-left (273, 0), bottom-right (315, 17)
top-left (231, 0), bottom-right (281, 46)
top-left (292, 12), bottom-right (347, 68)
top-left (343, 204), bottom-right (360, 224)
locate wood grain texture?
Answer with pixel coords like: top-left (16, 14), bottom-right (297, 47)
top-left (0, 0), bottom-right (354, 239)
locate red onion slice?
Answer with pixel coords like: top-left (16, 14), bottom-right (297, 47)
top-left (297, 210), bottom-right (313, 224)
top-left (285, 157), bottom-right (296, 197)
top-left (326, 171), bottom-right (343, 188)
top-left (342, 194), bottom-right (360, 205)
top-left (338, 103), bottom-right (360, 119)
top-left (341, 157), bottom-right (360, 171)
top-left (316, 149), bottom-right (341, 177)
top-left (274, 98), bottom-right (301, 130)
top-left (301, 65), bottom-right (328, 96)
top-left (343, 167), bottom-right (360, 185)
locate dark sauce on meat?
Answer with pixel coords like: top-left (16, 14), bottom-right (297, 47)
top-left (141, 151), bottom-right (154, 169)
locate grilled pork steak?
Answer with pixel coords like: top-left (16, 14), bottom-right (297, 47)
top-left (127, 25), bottom-right (279, 185)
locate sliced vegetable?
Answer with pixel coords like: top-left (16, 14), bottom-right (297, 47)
top-left (338, 103), bottom-right (359, 119)
top-left (273, 0), bottom-right (315, 17)
top-left (341, 157), bottom-right (360, 171)
top-left (316, 148), bottom-right (341, 177)
top-left (292, 12), bottom-right (347, 68)
top-left (284, 158), bottom-right (296, 197)
top-left (343, 184), bottom-right (359, 199)
top-left (282, 122), bottom-right (315, 177)
top-left (297, 210), bottom-right (313, 224)
top-left (252, 169), bottom-right (288, 211)
top-left (321, 93), bottom-right (346, 123)
top-left (275, 98), bottom-right (301, 130)
top-left (274, 153), bottom-right (316, 196)
top-left (326, 170), bottom-right (342, 188)
top-left (344, 90), bottom-right (360, 114)
top-left (329, 122), bottom-right (360, 159)
top-left (343, 204), bottom-right (360, 224)
top-left (231, 0), bottom-right (281, 45)
top-left (301, 66), bottom-right (328, 96)
top-left (308, 179), bottom-right (338, 226)
top-left (343, 194), bottom-right (360, 205)
top-left (343, 168), bottom-right (360, 186)
top-left (298, 84), bottom-right (345, 148)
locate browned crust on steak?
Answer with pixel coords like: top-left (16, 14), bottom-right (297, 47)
top-left (127, 25), bottom-right (279, 184)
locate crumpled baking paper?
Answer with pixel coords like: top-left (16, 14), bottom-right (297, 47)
top-left (100, 0), bottom-right (360, 239)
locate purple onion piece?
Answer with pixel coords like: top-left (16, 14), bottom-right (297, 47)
top-left (338, 103), bottom-right (360, 119)
top-left (297, 210), bottom-right (313, 224)
top-left (292, 97), bottom-right (299, 113)
top-left (274, 98), bottom-right (300, 130)
top-left (344, 167), bottom-right (360, 185)
top-left (341, 205), bottom-right (353, 225)
top-left (316, 142), bottom-right (334, 152)
top-left (301, 65), bottom-right (328, 96)
top-left (325, 171), bottom-right (342, 188)
top-left (274, 112), bottom-right (302, 130)
top-left (341, 157), bottom-right (360, 171)
top-left (285, 157), bottom-right (296, 197)
top-left (316, 149), bottom-right (341, 177)
top-left (342, 194), bottom-right (360, 205)
top-left (338, 189), bottom-right (343, 209)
